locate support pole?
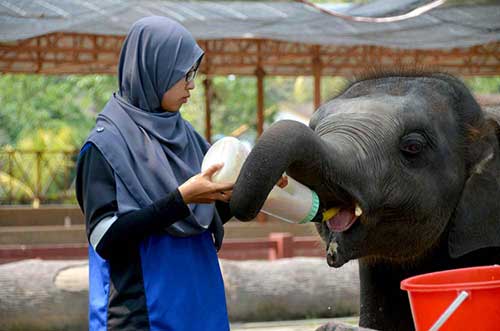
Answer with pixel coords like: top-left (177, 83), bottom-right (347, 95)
top-left (313, 46), bottom-right (322, 111)
top-left (203, 77), bottom-right (212, 143)
top-left (256, 67), bottom-right (265, 137)
top-left (268, 232), bottom-right (294, 260)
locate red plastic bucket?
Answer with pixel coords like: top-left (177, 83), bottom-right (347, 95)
top-left (401, 265), bottom-right (500, 331)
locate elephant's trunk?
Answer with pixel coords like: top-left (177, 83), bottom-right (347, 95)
top-left (230, 120), bottom-right (333, 221)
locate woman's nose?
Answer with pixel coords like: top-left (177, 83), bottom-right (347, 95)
top-left (186, 80), bottom-right (195, 90)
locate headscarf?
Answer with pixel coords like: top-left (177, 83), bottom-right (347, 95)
top-left (83, 16), bottom-right (223, 244)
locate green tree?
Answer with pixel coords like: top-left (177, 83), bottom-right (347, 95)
top-left (0, 74), bottom-right (116, 204)
top-left (0, 127), bottom-right (79, 204)
top-left (465, 77), bottom-right (500, 94)
top-left (0, 74), bottom-right (116, 147)
top-left (182, 75), bottom-right (288, 141)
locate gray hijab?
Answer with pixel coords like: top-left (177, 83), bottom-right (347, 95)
top-left (84, 16), bottom-right (223, 245)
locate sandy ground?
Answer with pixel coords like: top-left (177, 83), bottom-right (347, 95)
top-left (231, 317), bottom-right (358, 331)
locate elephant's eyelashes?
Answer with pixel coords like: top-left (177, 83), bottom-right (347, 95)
top-left (400, 133), bottom-right (427, 156)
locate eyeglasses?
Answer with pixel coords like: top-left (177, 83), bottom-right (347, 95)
top-left (185, 61), bottom-right (200, 83)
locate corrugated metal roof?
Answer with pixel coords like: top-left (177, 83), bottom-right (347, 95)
top-left (0, 1), bottom-right (499, 49)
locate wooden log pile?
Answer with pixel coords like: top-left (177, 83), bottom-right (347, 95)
top-left (0, 257), bottom-right (360, 330)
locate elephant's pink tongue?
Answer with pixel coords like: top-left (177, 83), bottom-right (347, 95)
top-left (326, 208), bottom-right (358, 232)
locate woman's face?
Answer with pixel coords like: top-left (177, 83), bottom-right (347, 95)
top-left (161, 78), bottom-right (195, 112)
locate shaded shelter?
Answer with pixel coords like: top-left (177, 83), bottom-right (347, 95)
top-left (0, 0), bottom-right (499, 140)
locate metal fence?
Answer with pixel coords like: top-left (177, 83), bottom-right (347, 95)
top-left (0, 149), bottom-right (78, 205)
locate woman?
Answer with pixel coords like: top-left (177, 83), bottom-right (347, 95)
top-left (76, 16), bottom-right (233, 331)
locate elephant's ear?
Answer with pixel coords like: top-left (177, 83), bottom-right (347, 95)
top-left (449, 118), bottom-right (500, 258)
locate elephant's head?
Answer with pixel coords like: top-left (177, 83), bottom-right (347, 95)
top-left (230, 72), bottom-right (500, 268)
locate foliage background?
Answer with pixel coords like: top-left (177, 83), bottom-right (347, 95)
top-left (0, 74), bottom-right (354, 149)
top-left (0, 73), bottom-right (498, 204)
top-left (0, 74), bottom-right (499, 150)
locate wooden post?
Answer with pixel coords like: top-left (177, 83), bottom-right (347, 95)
top-left (256, 67), bottom-right (265, 137)
top-left (7, 150), bottom-right (13, 204)
top-left (313, 45), bottom-right (322, 111)
top-left (35, 151), bottom-right (41, 207)
top-left (36, 37), bottom-right (42, 73)
top-left (203, 77), bottom-right (212, 143)
top-left (268, 232), bottom-right (294, 260)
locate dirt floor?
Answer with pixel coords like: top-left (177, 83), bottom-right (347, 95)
top-left (231, 317), bottom-right (359, 331)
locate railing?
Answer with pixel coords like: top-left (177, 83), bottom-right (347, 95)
top-left (0, 149), bottom-right (78, 205)
top-left (0, 204), bottom-right (321, 263)
top-left (220, 233), bottom-right (324, 260)
top-left (0, 233), bottom-right (325, 263)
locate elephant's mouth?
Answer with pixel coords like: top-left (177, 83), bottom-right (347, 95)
top-left (317, 189), bottom-right (366, 268)
top-left (324, 204), bottom-right (362, 233)
top-left (317, 185), bottom-right (364, 233)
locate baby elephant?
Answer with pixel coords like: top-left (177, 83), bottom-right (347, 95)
top-left (231, 72), bottom-right (500, 331)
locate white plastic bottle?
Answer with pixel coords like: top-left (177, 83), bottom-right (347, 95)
top-left (201, 136), bottom-right (320, 224)
top-left (201, 136), bottom-right (250, 184)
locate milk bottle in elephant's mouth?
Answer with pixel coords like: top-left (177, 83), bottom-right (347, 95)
top-left (201, 136), bottom-right (320, 224)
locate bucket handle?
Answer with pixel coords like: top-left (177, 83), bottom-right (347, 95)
top-left (428, 290), bottom-right (469, 331)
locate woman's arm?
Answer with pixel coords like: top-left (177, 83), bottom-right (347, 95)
top-left (94, 189), bottom-right (190, 260)
top-left (76, 144), bottom-right (234, 260)
top-left (76, 144), bottom-right (190, 260)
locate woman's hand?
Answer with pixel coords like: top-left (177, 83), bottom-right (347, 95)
top-left (178, 163), bottom-right (234, 204)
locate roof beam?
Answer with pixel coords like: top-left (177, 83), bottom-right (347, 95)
top-left (0, 34), bottom-right (499, 77)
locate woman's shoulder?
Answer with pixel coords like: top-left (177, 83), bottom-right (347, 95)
top-left (85, 122), bottom-right (122, 147)
top-left (81, 123), bottom-right (126, 163)
top-left (77, 142), bottom-right (111, 172)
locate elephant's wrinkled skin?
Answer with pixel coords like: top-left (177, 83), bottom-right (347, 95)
top-left (230, 72), bottom-right (500, 331)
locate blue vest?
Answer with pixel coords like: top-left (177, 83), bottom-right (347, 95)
top-left (88, 231), bottom-right (229, 331)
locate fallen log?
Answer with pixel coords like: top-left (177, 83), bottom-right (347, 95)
top-left (0, 257), bottom-right (359, 330)
top-left (223, 257), bottom-right (360, 321)
top-left (0, 259), bottom-right (88, 331)
top-left (316, 321), bottom-right (378, 331)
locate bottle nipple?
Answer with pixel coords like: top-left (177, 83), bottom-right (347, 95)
top-left (309, 207), bottom-right (341, 223)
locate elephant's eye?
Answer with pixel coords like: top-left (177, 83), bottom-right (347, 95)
top-left (400, 133), bottom-right (427, 156)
